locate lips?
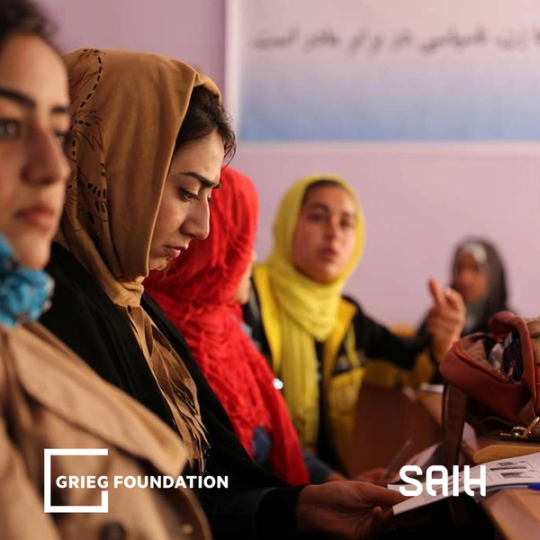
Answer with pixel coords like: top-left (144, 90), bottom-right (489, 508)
top-left (16, 205), bottom-right (57, 229)
top-left (165, 245), bottom-right (188, 259)
top-left (320, 247), bottom-right (340, 261)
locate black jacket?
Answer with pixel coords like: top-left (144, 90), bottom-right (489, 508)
top-left (42, 243), bottom-right (303, 539)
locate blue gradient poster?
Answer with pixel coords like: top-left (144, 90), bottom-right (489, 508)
top-left (228, 0), bottom-right (540, 142)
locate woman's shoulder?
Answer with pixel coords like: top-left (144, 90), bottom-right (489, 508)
top-left (0, 327), bottom-right (208, 539)
top-left (5, 322), bottom-right (187, 475)
top-left (341, 294), bottom-right (361, 310)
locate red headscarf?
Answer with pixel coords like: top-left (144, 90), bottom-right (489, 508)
top-left (145, 167), bottom-right (309, 485)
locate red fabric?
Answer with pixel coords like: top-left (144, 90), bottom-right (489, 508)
top-left (145, 167), bottom-right (309, 485)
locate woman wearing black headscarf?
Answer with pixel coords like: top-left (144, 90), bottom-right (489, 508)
top-left (416, 238), bottom-right (511, 382)
top-left (448, 239), bottom-right (509, 334)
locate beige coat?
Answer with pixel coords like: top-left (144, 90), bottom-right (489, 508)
top-left (0, 322), bottom-right (211, 540)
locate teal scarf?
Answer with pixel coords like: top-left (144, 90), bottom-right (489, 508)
top-left (0, 235), bottom-right (53, 328)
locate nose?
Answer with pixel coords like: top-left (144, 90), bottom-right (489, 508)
top-left (183, 198), bottom-right (211, 240)
top-left (454, 269), bottom-right (474, 293)
top-left (459, 269), bottom-right (475, 284)
top-left (23, 123), bottom-right (70, 187)
top-left (325, 215), bottom-right (340, 240)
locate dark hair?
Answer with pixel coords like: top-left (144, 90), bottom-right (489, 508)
top-left (302, 179), bottom-right (345, 205)
top-left (0, 0), bottom-right (56, 51)
top-left (174, 85), bottom-right (236, 162)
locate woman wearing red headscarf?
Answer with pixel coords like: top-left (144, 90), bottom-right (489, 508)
top-left (145, 167), bottom-right (310, 485)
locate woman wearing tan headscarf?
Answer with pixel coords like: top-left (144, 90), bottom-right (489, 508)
top-left (0, 2), bottom-right (209, 538)
top-left (42, 48), bottom-right (406, 539)
top-left (54, 47), bottom-right (213, 469)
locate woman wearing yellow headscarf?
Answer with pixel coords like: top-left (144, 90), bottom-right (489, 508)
top-left (247, 176), bottom-right (465, 469)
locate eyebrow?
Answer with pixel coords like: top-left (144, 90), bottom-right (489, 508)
top-left (0, 86), bottom-right (70, 115)
top-left (306, 201), bottom-right (356, 219)
top-left (179, 171), bottom-right (222, 189)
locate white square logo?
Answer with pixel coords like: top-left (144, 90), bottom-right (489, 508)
top-left (43, 449), bottom-right (109, 513)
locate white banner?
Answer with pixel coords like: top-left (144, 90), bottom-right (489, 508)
top-left (227, 0), bottom-right (540, 142)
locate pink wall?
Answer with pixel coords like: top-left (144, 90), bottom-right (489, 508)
top-left (39, 0), bottom-right (540, 326)
top-left (233, 145), bottom-right (540, 325)
top-left (40, 0), bottom-right (226, 90)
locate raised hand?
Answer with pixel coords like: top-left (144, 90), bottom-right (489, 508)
top-left (426, 278), bottom-right (465, 361)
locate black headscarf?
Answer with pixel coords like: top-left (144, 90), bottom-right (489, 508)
top-left (450, 238), bottom-right (510, 334)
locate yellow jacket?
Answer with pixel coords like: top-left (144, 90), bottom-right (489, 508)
top-left (249, 276), bottom-right (436, 468)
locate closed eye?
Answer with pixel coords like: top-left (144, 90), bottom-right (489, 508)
top-left (178, 188), bottom-right (199, 202)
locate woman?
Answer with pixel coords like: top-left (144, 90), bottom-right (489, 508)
top-left (145, 168), bottom-right (387, 485)
top-left (416, 239), bottom-right (510, 378)
top-left (40, 48), bottom-right (405, 539)
top-left (145, 167), bottom-right (311, 485)
top-left (0, 1), bottom-right (210, 538)
top-left (447, 239), bottom-right (509, 334)
top-left (245, 176), bottom-right (465, 469)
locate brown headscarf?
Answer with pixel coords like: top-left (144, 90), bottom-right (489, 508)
top-left (57, 48), bottom-right (216, 467)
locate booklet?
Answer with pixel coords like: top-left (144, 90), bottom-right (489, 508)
top-left (389, 451), bottom-right (540, 515)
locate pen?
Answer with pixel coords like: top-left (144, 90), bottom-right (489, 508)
top-left (528, 483), bottom-right (540, 491)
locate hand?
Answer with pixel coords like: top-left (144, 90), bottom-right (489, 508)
top-left (426, 279), bottom-right (465, 361)
top-left (325, 472), bottom-right (348, 482)
top-left (295, 481), bottom-right (407, 539)
top-left (326, 468), bottom-right (388, 487)
top-left (351, 468), bottom-right (388, 487)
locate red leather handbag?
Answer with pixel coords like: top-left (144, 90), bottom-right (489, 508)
top-left (440, 311), bottom-right (540, 468)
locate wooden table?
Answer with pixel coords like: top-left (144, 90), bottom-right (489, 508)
top-left (349, 384), bottom-right (540, 539)
top-left (417, 390), bottom-right (540, 540)
top-left (347, 384), bottom-right (442, 474)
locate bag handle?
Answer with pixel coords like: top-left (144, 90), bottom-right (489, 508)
top-left (442, 383), bottom-right (468, 470)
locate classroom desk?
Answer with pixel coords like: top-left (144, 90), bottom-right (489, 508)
top-left (348, 384), bottom-right (540, 539)
top-left (348, 384), bottom-right (443, 474)
top-left (418, 393), bottom-right (540, 540)
top-left (416, 390), bottom-right (540, 540)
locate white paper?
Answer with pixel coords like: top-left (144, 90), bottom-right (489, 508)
top-left (390, 451), bottom-right (540, 514)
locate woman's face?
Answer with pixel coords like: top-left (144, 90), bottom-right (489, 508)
top-left (150, 129), bottom-right (224, 271)
top-left (0, 35), bottom-right (70, 269)
top-left (453, 253), bottom-right (488, 304)
top-left (292, 184), bottom-right (357, 284)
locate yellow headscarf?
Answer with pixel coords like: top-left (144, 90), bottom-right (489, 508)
top-left (58, 49), bottom-right (217, 467)
top-left (254, 175), bottom-right (366, 449)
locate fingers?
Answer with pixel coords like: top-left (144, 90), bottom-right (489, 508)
top-left (368, 479), bottom-right (390, 487)
top-left (428, 280), bottom-right (465, 316)
top-left (428, 305), bottom-right (462, 323)
top-left (428, 278), bottom-right (445, 308)
top-left (353, 468), bottom-right (389, 486)
top-left (363, 506), bottom-right (398, 540)
top-left (362, 467), bottom-right (388, 479)
top-left (444, 287), bottom-right (465, 312)
top-left (368, 507), bottom-right (385, 538)
top-left (427, 285), bottom-right (465, 342)
top-left (325, 472), bottom-right (347, 482)
top-left (426, 316), bottom-right (461, 336)
top-left (356, 482), bottom-right (408, 507)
